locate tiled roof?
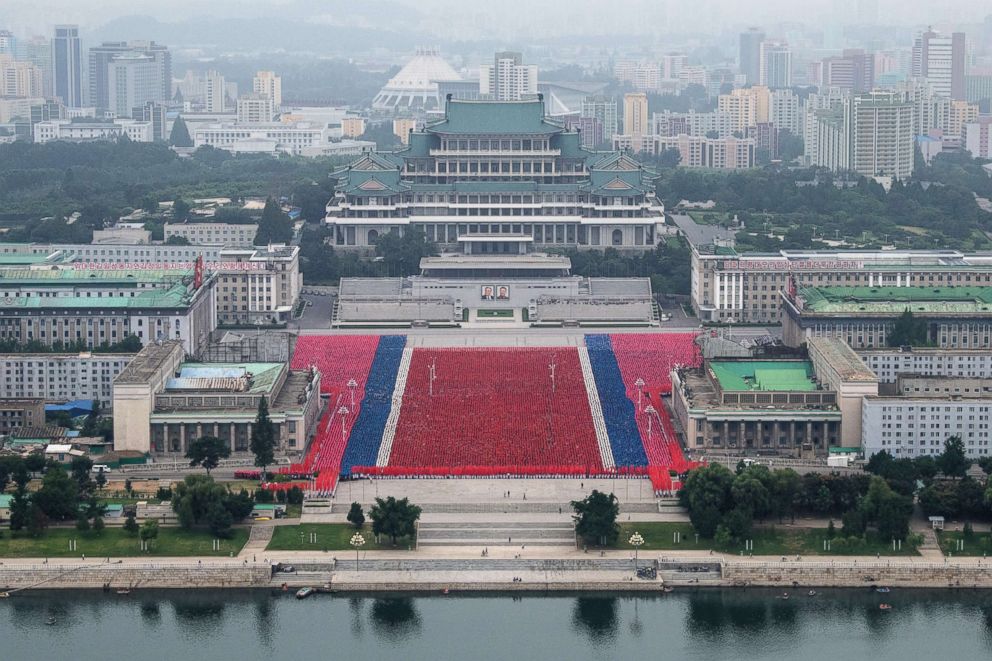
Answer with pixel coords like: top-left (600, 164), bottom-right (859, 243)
top-left (426, 99), bottom-right (564, 135)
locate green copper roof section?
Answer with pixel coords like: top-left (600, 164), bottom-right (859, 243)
top-left (799, 286), bottom-right (992, 314)
top-left (426, 99), bottom-right (564, 135)
top-left (710, 360), bottom-right (818, 392)
top-left (0, 268), bottom-right (192, 284)
top-left (0, 282), bottom-right (195, 310)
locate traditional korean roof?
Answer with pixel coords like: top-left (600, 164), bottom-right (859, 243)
top-left (426, 99), bottom-right (564, 135)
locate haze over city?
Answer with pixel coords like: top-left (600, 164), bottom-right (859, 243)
top-left (3, 2), bottom-right (992, 659)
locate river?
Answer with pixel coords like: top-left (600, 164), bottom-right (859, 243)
top-left (2, 588), bottom-right (991, 660)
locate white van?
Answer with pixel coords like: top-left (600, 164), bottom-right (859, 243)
top-left (91, 464), bottom-right (111, 473)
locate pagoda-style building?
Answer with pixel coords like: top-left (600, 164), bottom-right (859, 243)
top-left (325, 97), bottom-right (664, 251)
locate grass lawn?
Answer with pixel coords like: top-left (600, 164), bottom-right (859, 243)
top-left (614, 523), bottom-right (919, 556)
top-left (477, 309), bottom-right (514, 318)
top-left (0, 527), bottom-right (249, 558)
top-left (267, 524), bottom-right (414, 551)
top-left (936, 531), bottom-right (992, 557)
top-left (618, 522), bottom-right (713, 551)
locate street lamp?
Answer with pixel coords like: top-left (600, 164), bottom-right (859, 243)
top-left (428, 358), bottom-right (437, 397)
top-left (549, 355), bottom-right (557, 393)
top-left (644, 405), bottom-right (657, 440)
top-left (634, 378), bottom-right (645, 410)
top-left (350, 532), bottom-right (366, 572)
top-left (629, 531), bottom-right (644, 572)
top-left (338, 406), bottom-right (349, 445)
top-left (347, 378), bottom-right (357, 408)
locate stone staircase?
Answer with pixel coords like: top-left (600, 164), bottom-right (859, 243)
top-left (417, 521), bottom-right (575, 548)
top-left (240, 524), bottom-right (275, 556)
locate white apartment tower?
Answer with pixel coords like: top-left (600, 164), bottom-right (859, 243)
top-left (759, 41), bottom-right (792, 89)
top-left (253, 70), bottom-right (282, 107)
top-left (480, 51), bottom-right (538, 101)
top-left (204, 70), bottom-right (226, 113)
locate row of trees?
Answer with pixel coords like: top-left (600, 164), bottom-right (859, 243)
top-left (346, 497), bottom-right (422, 545)
top-left (657, 156), bottom-right (992, 252)
top-left (679, 463), bottom-right (914, 545)
top-left (0, 454), bottom-right (108, 536)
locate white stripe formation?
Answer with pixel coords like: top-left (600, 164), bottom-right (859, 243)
top-left (376, 346), bottom-right (414, 467)
top-left (577, 346), bottom-right (615, 470)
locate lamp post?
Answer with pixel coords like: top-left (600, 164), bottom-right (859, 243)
top-left (549, 355), bottom-right (557, 393)
top-left (629, 531), bottom-right (644, 573)
top-left (350, 532), bottom-right (366, 572)
top-left (644, 405), bottom-right (656, 440)
top-left (634, 378), bottom-right (645, 410)
top-left (338, 405), bottom-right (349, 445)
top-left (347, 378), bottom-right (357, 408)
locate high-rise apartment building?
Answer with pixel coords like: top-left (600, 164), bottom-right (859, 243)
top-left (739, 28), bottom-right (765, 85)
top-left (821, 49), bottom-right (875, 92)
top-left (718, 86), bottom-right (771, 132)
top-left (132, 100), bottom-right (167, 140)
top-left (107, 54), bottom-right (162, 118)
top-left (580, 95), bottom-right (618, 147)
top-left (88, 41), bottom-right (171, 113)
top-left (769, 89), bottom-right (801, 135)
top-left (252, 70), bottom-right (281, 107)
top-left (52, 25), bottom-right (81, 107)
top-left (204, 70), bottom-right (226, 113)
top-left (236, 93), bottom-right (274, 123)
top-left (0, 54), bottom-right (43, 97)
top-left (759, 41), bottom-right (792, 89)
top-left (17, 36), bottom-right (52, 97)
top-left (0, 30), bottom-right (14, 55)
top-left (479, 51), bottom-right (537, 101)
top-left (847, 91), bottom-right (915, 180)
top-left (623, 92), bottom-right (649, 139)
top-left (964, 116), bottom-right (992, 158)
top-left (912, 29), bottom-right (966, 100)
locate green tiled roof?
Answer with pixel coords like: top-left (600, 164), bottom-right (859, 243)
top-left (710, 360), bottom-right (818, 392)
top-left (800, 286), bottom-right (992, 314)
top-left (0, 268), bottom-right (191, 284)
top-left (0, 282), bottom-right (194, 310)
top-left (427, 99), bottom-right (564, 135)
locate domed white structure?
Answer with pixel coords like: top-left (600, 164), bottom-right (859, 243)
top-left (372, 48), bottom-right (460, 111)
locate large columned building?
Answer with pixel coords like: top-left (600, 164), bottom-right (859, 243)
top-left (325, 97), bottom-right (665, 251)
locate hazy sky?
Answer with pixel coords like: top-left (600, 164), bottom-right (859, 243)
top-left (2, 0), bottom-right (988, 39)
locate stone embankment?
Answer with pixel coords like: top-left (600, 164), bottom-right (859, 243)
top-left (722, 560), bottom-right (992, 588)
top-left (4, 556), bottom-right (992, 591)
top-left (0, 562), bottom-right (270, 590)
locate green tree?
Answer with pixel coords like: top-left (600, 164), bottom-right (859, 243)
top-left (140, 519), bottom-right (160, 548)
top-left (254, 197), bottom-right (293, 245)
top-left (571, 490), bottom-right (620, 546)
top-left (186, 436), bottom-right (232, 475)
top-left (347, 502), bottom-right (365, 528)
top-left (769, 468), bottom-right (802, 523)
top-left (8, 465), bottom-right (30, 531)
top-left (887, 309), bottom-right (929, 347)
top-left (32, 464), bottom-right (79, 521)
top-left (678, 464), bottom-right (734, 538)
top-left (369, 496), bottom-right (422, 545)
top-left (172, 197), bottom-right (191, 222)
top-left (165, 235), bottom-right (191, 245)
top-left (75, 513), bottom-right (91, 532)
top-left (373, 227), bottom-right (436, 276)
top-left (92, 516), bottom-right (105, 535)
top-left (206, 500), bottom-right (235, 538)
top-left (27, 503), bottom-right (48, 537)
top-left (169, 116), bottom-right (193, 148)
top-left (123, 512), bottom-right (139, 536)
top-left (250, 396), bottom-right (276, 476)
top-left (978, 456), bottom-right (992, 476)
top-left (937, 435), bottom-right (971, 479)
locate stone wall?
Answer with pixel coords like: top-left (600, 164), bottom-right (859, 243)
top-left (722, 560), bottom-right (992, 588)
top-left (0, 563), bottom-right (270, 590)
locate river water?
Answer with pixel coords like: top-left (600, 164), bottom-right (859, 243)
top-left (3, 588), bottom-right (991, 660)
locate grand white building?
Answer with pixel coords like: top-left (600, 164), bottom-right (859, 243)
top-left (325, 98), bottom-right (665, 250)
